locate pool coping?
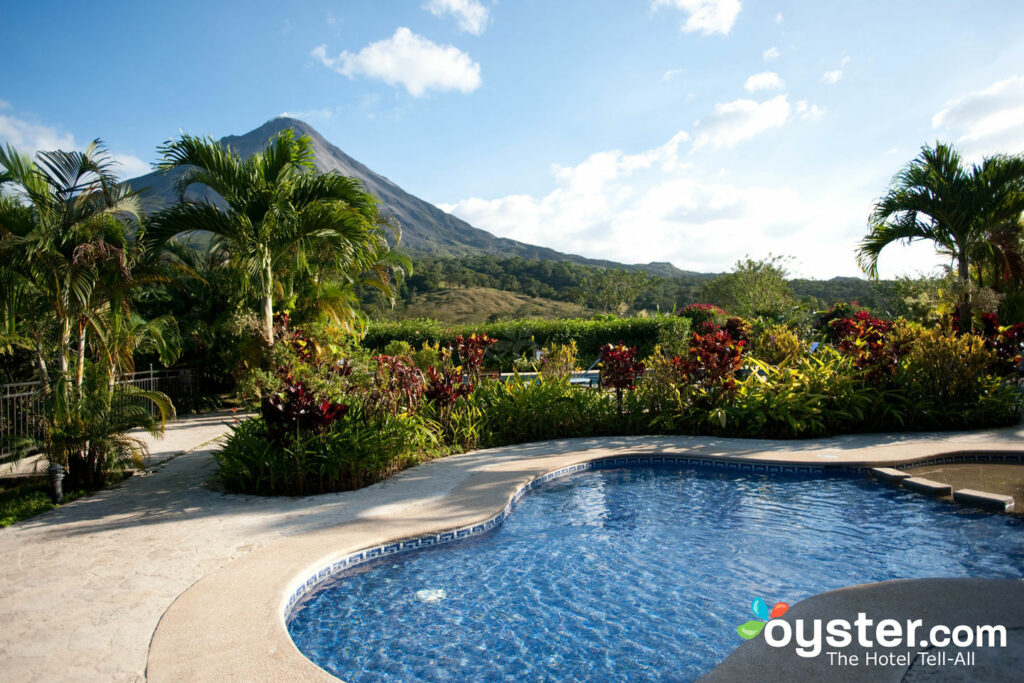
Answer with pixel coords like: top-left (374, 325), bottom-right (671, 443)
top-left (145, 431), bottom-right (1024, 682)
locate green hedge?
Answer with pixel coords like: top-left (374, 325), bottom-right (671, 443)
top-left (362, 316), bottom-right (691, 370)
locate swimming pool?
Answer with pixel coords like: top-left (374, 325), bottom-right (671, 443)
top-left (286, 466), bottom-right (1024, 681)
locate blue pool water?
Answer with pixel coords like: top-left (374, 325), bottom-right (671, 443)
top-left (287, 467), bottom-right (1024, 682)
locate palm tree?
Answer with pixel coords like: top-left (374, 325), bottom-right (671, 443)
top-left (0, 141), bottom-right (146, 390)
top-left (281, 240), bottom-right (411, 334)
top-left (0, 141), bottom-right (177, 487)
top-left (858, 142), bottom-right (1024, 325)
top-left (148, 130), bottom-right (400, 345)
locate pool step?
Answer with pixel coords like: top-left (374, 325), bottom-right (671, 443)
top-left (902, 477), bottom-right (953, 496)
top-left (952, 489), bottom-right (1015, 512)
top-left (871, 468), bottom-right (1016, 514)
top-left (870, 467), bottom-right (910, 482)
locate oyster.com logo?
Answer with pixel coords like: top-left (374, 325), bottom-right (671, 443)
top-left (737, 597), bottom-right (789, 640)
top-left (734, 595), bottom-right (1006, 664)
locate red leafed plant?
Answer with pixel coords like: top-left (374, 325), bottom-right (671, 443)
top-left (424, 343), bottom-right (474, 411)
top-left (261, 373), bottom-right (349, 445)
top-left (273, 312), bottom-right (318, 362)
top-left (455, 333), bottom-right (498, 382)
top-left (423, 349), bottom-right (474, 432)
top-left (599, 342), bottom-right (645, 414)
top-left (672, 329), bottom-right (745, 400)
top-left (830, 311), bottom-right (904, 383)
top-left (975, 312), bottom-right (1024, 375)
top-left (369, 354), bottom-right (425, 417)
top-left (599, 342), bottom-right (645, 390)
top-left (424, 364), bottom-right (474, 408)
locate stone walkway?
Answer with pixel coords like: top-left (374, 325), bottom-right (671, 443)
top-left (0, 414), bottom-right (1022, 682)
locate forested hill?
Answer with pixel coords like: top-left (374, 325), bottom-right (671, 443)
top-left (363, 255), bottom-right (892, 317)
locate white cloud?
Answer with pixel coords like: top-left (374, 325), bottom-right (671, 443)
top-left (763, 46), bottom-right (779, 61)
top-left (744, 71), bottom-right (784, 92)
top-left (822, 58), bottom-right (850, 85)
top-left (312, 27), bottom-right (481, 97)
top-left (437, 131), bottom-right (694, 260)
top-left (0, 113), bottom-right (76, 154)
top-left (775, 12), bottom-right (783, 23)
top-left (0, 108), bottom-right (150, 180)
top-left (795, 100), bottom-right (824, 120)
top-left (692, 94), bottom-right (791, 149)
top-left (663, 68), bottom-right (685, 80)
top-left (652, 0), bottom-right (742, 36)
top-left (435, 118), bottom-right (876, 277)
top-left (109, 153), bottom-right (151, 179)
top-left (822, 69), bottom-right (843, 84)
top-left (0, 99), bottom-right (10, 110)
top-left (439, 148), bottom-right (845, 275)
top-left (278, 107), bottom-right (337, 121)
top-left (424, 0), bottom-right (489, 35)
top-left (932, 75), bottom-right (1024, 158)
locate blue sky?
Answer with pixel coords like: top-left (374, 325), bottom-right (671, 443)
top-left (4, 0), bottom-right (1024, 278)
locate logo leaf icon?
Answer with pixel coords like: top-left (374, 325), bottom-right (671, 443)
top-left (750, 597), bottom-right (772, 621)
top-left (737, 620), bottom-right (766, 640)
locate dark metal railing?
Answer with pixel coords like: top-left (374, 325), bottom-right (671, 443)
top-left (0, 366), bottom-right (210, 461)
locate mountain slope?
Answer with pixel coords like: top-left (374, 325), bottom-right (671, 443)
top-left (380, 287), bottom-right (591, 324)
top-left (127, 117), bottom-right (695, 277)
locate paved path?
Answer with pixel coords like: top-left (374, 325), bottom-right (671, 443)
top-left (1, 410), bottom-right (241, 478)
top-left (0, 415), bottom-right (1022, 682)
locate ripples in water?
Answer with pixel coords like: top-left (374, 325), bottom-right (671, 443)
top-left (288, 467), bottom-right (1024, 682)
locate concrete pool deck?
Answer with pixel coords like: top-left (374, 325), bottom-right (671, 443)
top-left (1, 414), bottom-right (1023, 681)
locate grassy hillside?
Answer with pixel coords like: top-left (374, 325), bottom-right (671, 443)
top-left (376, 287), bottom-right (591, 323)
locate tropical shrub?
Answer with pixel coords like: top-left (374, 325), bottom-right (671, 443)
top-left (898, 330), bottom-right (994, 404)
top-left (654, 315), bottom-right (694, 357)
top-left (815, 302), bottom-right (866, 341)
top-left (472, 375), bottom-right (618, 445)
top-left (538, 341), bottom-right (579, 379)
top-left (410, 342), bottom-right (442, 372)
top-left (722, 316), bottom-right (751, 343)
top-left (383, 340), bottom-right (414, 357)
top-left (598, 342), bottom-right (645, 413)
top-left (975, 313), bottom-right (1024, 375)
top-left (752, 324), bottom-right (803, 366)
top-left (260, 375), bottom-right (349, 445)
top-left (367, 354), bottom-right (425, 417)
top-left (635, 347), bottom-right (684, 417)
top-left (726, 355), bottom-right (859, 438)
top-left (675, 330), bottom-right (745, 397)
top-left (215, 402), bottom-right (438, 495)
top-left (677, 303), bottom-right (729, 329)
top-left (830, 311), bottom-right (906, 383)
top-left (31, 367), bottom-right (175, 489)
top-left (455, 334), bottom-right (498, 380)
